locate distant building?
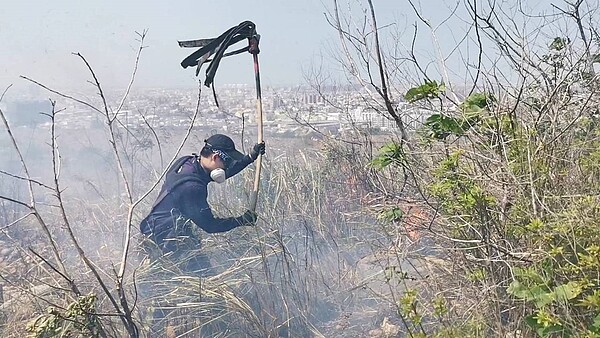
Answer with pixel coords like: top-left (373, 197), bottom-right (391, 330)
top-left (272, 97), bottom-right (285, 109)
top-left (342, 103), bottom-right (428, 131)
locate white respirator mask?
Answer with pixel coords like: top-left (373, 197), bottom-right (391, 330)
top-left (210, 168), bottom-right (226, 184)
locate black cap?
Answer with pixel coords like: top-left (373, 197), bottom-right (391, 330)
top-left (204, 134), bottom-right (245, 163)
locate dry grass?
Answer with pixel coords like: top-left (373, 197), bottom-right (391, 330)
top-left (124, 138), bottom-right (443, 337)
top-left (1, 116), bottom-right (445, 337)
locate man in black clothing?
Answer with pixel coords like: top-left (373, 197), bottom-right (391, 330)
top-left (140, 134), bottom-right (265, 258)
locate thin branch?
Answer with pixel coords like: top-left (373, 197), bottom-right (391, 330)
top-left (0, 211), bottom-right (33, 231)
top-left (0, 194), bottom-right (29, 208)
top-left (0, 84), bottom-right (12, 101)
top-left (467, 0), bottom-right (484, 95)
top-left (0, 86), bottom-right (69, 284)
top-left (19, 76), bottom-right (103, 115)
top-left (114, 29), bottom-right (148, 119)
top-left (0, 170), bottom-right (54, 190)
top-left (74, 52), bottom-right (134, 205)
top-left (29, 247), bottom-right (76, 287)
top-left (119, 80), bottom-right (204, 280)
top-left (47, 99), bottom-right (126, 334)
top-left (138, 109), bottom-right (164, 169)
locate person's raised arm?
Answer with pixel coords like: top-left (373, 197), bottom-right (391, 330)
top-left (225, 141), bottom-right (265, 178)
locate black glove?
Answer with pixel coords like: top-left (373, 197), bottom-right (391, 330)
top-left (237, 209), bottom-right (258, 227)
top-left (249, 141), bottom-right (266, 161)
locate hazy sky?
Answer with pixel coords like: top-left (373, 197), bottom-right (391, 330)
top-left (1, 0), bottom-right (573, 95)
top-left (0, 0), bottom-right (419, 93)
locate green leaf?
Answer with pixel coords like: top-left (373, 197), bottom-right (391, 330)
top-left (507, 280), bottom-right (553, 307)
top-left (461, 92), bottom-right (495, 112)
top-left (532, 289), bottom-right (555, 308)
top-left (592, 313), bottom-right (600, 331)
top-left (404, 80), bottom-right (445, 103)
top-left (512, 267), bottom-right (547, 284)
top-left (549, 37), bottom-right (569, 51)
top-left (370, 142), bottom-right (404, 169)
top-left (424, 114), bottom-right (464, 139)
top-left (525, 314), bottom-right (565, 337)
top-left (579, 290), bottom-right (600, 308)
top-left (379, 206), bottom-right (404, 222)
top-left (553, 282), bottom-right (582, 302)
top-left (507, 280), bottom-right (529, 298)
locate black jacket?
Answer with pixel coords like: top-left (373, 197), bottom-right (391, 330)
top-left (140, 154), bottom-right (253, 250)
